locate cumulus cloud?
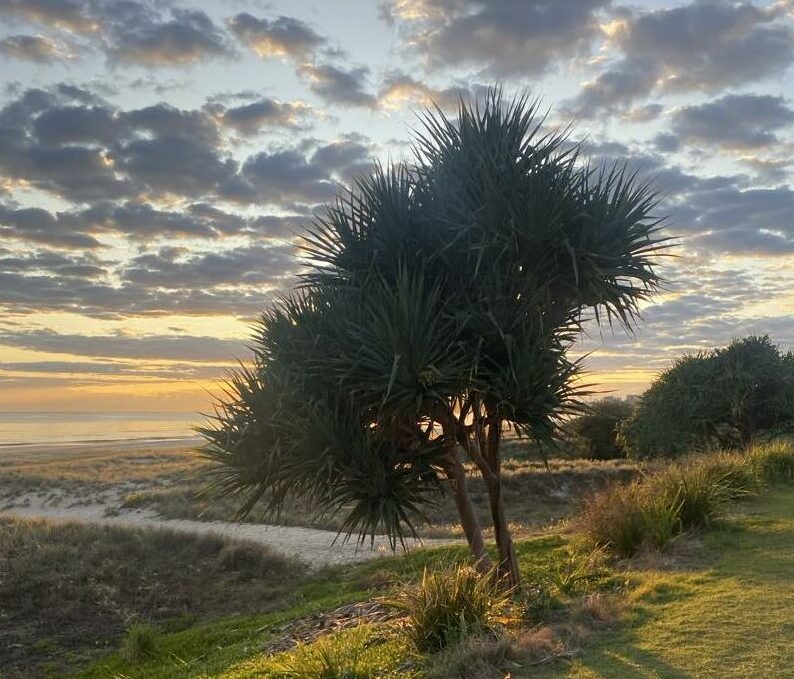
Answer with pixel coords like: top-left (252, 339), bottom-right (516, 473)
top-left (0, 0), bottom-right (234, 67)
top-left (666, 94), bottom-right (794, 151)
top-left (0, 243), bottom-right (297, 318)
top-left (0, 84), bottom-right (372, 207)
top-left (0, 34), bottom-right (73, 62)
top-left (227, 12), bottom-right (325, 60)
top-left (382, 0), bottom-right (610, 76)
top-left (298, 62), bottom-right (377, 107)
top-left (568, 0), bottom-right (794, 116)
top-left (211, 97), bottom-right (313, 134)
top-left (0, 0), bottom-right (99, 34)
top-left (376, 71), bottom-right (478, 111)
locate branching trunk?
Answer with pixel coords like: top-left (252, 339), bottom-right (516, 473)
top-left (439, 408), bottom-right (492, 574)
top-left (446, 450), bottom-right (492, 574)
top-left (481, 417), bottom-right (520, 590)
top-left (465, 403), bottom-right (522, 590)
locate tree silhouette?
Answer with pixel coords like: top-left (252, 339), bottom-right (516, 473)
top-left (200, 90), bottom-right (665, 588)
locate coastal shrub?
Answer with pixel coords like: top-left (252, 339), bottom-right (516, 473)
top-left (620, 336), bottom-right (794, 458)
top-left (387, 564), bottom-right (509, 653)
top-left (120, 622), bottom-right (159, 664)
top-left (569, 397), bottom-right (634, 459)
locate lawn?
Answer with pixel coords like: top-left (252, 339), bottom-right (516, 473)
top-left (70, 487), bottom-right (794, 679)
top-left (544, 489), bottom-right (794, 679)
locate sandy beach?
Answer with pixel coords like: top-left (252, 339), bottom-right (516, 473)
top-left (0, 439), bottom-right (444, 569)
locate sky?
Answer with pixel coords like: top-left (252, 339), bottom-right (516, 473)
top-left (0, 0), bottom-right (793, 413)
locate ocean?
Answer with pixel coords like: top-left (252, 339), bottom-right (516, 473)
top-left (0, 411), bottom-right (201, 447)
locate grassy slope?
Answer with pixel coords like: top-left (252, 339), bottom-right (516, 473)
top-left (538, 489), bottom-right (794, 679)
top-left (77, 489), bottom-right (794, 679)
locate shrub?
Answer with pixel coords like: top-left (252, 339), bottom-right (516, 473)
top-left (748, 440), bottom-right (794, 485)
top-left (569, 397), bottom-right (634, 459)
top-left (120, 622), bottom-right (158, 664)
top-left (386, 564), bottom-right (509, 653)
top-left (620, 336), bottom-right (794, 458)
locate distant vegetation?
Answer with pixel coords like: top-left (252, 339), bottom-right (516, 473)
top-left (567, 397), bottom-right (635, 460)
top-left (621, 335), bottom-right (794, 457)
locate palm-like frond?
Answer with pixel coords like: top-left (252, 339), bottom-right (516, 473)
top-left (200, 87), bottom-right (668, 549)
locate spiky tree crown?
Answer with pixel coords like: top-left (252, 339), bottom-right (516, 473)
top-left (200, 90), bottom-right (665, 546)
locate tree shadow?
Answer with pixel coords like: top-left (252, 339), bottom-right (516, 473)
top-left (577, 644), bottom-right (694, 678)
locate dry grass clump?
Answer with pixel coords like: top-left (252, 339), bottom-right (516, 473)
top-left (579, 440), bottom-right (794, 557)
top-left (386, 564), bottom-right (510, 653)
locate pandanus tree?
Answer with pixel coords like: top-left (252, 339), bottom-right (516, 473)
top-left (200, 90), bottom-right (665, 588)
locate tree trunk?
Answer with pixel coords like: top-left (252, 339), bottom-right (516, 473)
top-left (485, 474), bottom-right (521, 590)
top-left (482, 420), bottom-right (521, 590)
top-left (447, 450), bottom-right (493, 574)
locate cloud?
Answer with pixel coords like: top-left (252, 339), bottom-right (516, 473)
top-left (376, 72), bottom-right (477, 111)
top-left (0, 0), bottom-right (234, 67)
top-left (568, 0), bottom-right (794, 116)
top-left (298, 62), bottom-right (377, 107)
top-left (121, 243), bottom-right (299, 289)
top-left (228, 12), bottom-right (325, 60)
top-left (0, 0), bottom-right (98, 33)
top-left (0, 204), bottom-right (102, 249)
top-left (666, 94), bottom-right (794, 151)
top-left (0, 34), bottom-right (73, 62)
top-left (0, 360), bottom-right (228, 380)
top-left (212, 97), bottom-right (313, 134)
top-left (0, 84), bottom-right (367, 207)
top-left (0, 328), bottom-right (247, 362)
top-left (106, 7), bottom-right (234, 67)
top-left (310, 133), bottom-right (375, 181)
top-left (382, 0), bottom-right (610, 76)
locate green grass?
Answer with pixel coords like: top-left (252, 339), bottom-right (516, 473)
top-left (72, 487), bottom-right (794, 679)
top-left (531, 488), bottom-right (794, 678)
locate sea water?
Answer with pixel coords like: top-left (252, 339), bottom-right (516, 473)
top-left (0, 411), bottom-right (199, 446)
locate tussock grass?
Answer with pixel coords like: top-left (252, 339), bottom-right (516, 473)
top-left (121, 623), bottom-right (159, 664)
top-left (386, 564), bottom-right (510, 653)
top-left (749, 440), bottom-right (794, 484)
top-left (579, 440), bottom-right (794, 557)
top-left (267, 625), bottom-right (412, 679)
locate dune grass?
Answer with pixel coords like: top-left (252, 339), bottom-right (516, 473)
top-left (1, 440), bottom-right (638, 537)
top-left (71, 442), bottom-right (794, 679)
top-left (0, 518), bottom-right (303, 677)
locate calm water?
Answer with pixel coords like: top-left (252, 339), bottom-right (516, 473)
top-left (0, 411), bottom-right (200, 446)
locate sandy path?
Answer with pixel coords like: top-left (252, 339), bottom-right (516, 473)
top-left (1, 491), bottom-right (446, 569)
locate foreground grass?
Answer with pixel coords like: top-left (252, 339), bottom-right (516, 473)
top-left (74, 487), bottom-right (794, 679)
top-left (0, 518), bottom-right (303, 677)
